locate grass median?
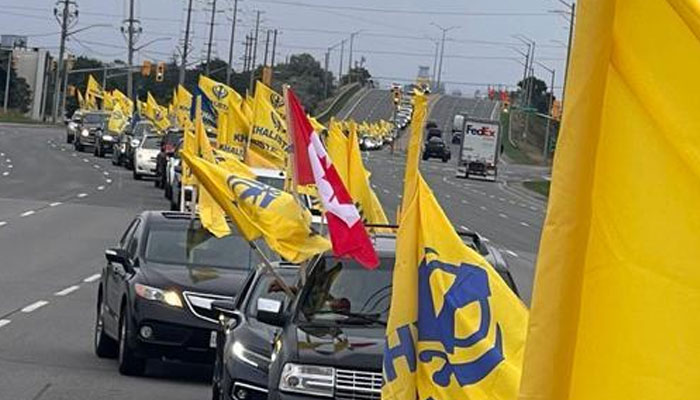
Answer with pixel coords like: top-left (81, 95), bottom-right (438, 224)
top-left (523, 180), bottom-right (550, 198)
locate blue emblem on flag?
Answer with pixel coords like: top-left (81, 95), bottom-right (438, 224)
top-left (227, 177), bottom-right (281, 209)
top-left (416, 248), bottom-right (504, 387)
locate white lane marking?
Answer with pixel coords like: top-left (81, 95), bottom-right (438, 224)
top-left (21, 300), bottom-right (49, 313)
top-left (61, 148), bottom-right (66, 152)
top-left (55, 285), bottom-right (80, 296)
top-left (520, 203), bottom-right (527, 207)
top-left (5, 158), bottom-right (10, 163)
top-left (2, 171), bottom-right (8, 176)
top-left (445, 194), bottom-right (451, 199)
top-left (83, 274), bottom-right (101, 283)
top-left (83, 158), bottom-right (89, 162)
top-left (103, 171), bottom-right (109, 176)
top-left (72, 153), bottom-right (77, 157)
top-left (382, 189), bottom-right (390, 194)
top-left (520, 221), bottom-right (530, 227)
top-left (530, 206), bottom-right (538, 211)
top-left (461, 199), bottom-right (468, 204)
top-left (460, 225), bottom-right (470, 231)
top-left (97, 185), bottom-right (105, 191)
top-left (499, 197), bottom-right (505, 202)
top-left (20, 210), bottom-right (35, 217)
top-left (505, 250), bottom-right (519, 258)
top-left (509, 200), bottom-right (516, 205)
top-left (481, 237), bottom-right (491, 242)
top-left (106, 179), bottom-right (112, 184)
top-left (499, 213), bottom-right (508, 219)
top-left (49, 202), bottom-right (62, 207)
top-left (93, 164), bottom-right (100, 169)
top-left (489, 195), bottom-right (495, 199)
top-left (0, 152), bottom-right (4, 156)
top-left (7, 165), bottom-right (12, 169)
top-left (0, 319), bottom-right (10, 328)
top-left (479, 206), bottom-right (487, 211)
top-left (0, 221), bottom-right (6, 227)
top-left (77, 193), bottom-right (88, 198)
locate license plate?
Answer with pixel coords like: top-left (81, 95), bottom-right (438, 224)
top-left (209, 331), bottom-right (217, 348)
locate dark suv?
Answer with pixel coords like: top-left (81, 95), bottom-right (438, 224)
top-left (422, 136), bottom-right (451, 162)
top-left (74, 111), bottom-right (108, 152)
top-left (262, 231), bottom-right (517, 400)
top-left (93, 211), bottom-right (275, 376)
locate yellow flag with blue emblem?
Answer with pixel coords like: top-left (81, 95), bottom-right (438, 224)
top-left (383, 174), bottom-right (528, 400)
top-left (146, 92), bottom-right (170, 132)
top-left (107, 102), bottom-right (128, 134)
top-left (246, 81), bottom-right (288, 169)
top-left (199, 75), bottom-right (243, 115)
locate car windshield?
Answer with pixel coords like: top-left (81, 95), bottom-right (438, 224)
top-left (141, 136), bottom-right (161, 149)
top-left (134, 123), bottom-right (153, 137)
top-left (245, 270), bottom-right (299, 319)
top-left (84, 113), bottom-right (105, 124)
top-left (164, 132), bottom-right (183, 145)
top-left (144, 222), bottom-right (270, 269)
top-left (299, 256), bottom-right (394, 326)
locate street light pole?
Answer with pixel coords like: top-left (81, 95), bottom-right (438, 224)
top-left (431, 23), bottom-right (458, 93)
top-left (248, 10), bottom-right (262, 92)
top-left (180, 0), bottom-right (194, 85)
top-left (535, 60), bottom-right (555, 159)
top-left (52, 0), bottom-right (74, 123)
top-left (347, 31), bottom-right (360, 82)
top-left (338, 40), bottom-right (345, 85)
top-left (560, 1), bottom-right (575, 110)
top-left (205, 0), bottom-right (217, 77)
top-left (225, 0), bottom-right (239, 85)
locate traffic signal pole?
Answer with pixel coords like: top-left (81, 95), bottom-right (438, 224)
top-left (3, 49), bottom-right (11, 113)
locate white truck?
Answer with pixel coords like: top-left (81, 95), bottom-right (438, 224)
top-left (457, 117), bottom-right (501, 180)
top-left (451, 113), bottom-right (466, 144)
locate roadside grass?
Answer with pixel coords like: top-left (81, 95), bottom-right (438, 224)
top-left (500, 111), bottom-right (540, 165)
top-left (0, 111), bottom-right (42, 124)
top-left (523, 180), bottom-right (550, 197)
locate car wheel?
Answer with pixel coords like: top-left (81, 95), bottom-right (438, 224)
top-left (118, 307), bottom-right (146, 376)
top-left (133, 170), bottom-right (141, 180)
top-left (94, 298), bottom-right (118, 358)
top-left (67, 135), bottom-right (73, 144)
top-left (75, 141), bottom-right (83, 152)
top-left (442, 156), bottom-right (449, 163)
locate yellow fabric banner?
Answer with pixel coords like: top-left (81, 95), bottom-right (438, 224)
top-left (245, 81), bottom-right (288, 169)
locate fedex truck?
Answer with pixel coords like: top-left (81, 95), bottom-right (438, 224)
top-left (457, 117), bottom-right (501, 180)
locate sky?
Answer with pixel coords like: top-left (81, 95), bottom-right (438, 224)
top-left (0, 0), bottom-right (572, 97)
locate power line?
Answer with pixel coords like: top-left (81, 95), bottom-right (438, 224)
top-left (249, 0), bottom-right (553, 17)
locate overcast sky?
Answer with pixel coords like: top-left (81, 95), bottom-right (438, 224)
top-left (0, 0), bottom-right (571, 96)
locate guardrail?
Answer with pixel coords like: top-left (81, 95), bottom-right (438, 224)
top-left (315, 83), bottom-right (361, 123)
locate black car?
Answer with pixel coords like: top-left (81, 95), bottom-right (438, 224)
top-left (93, 211), bottom-right (274, 376)
top-left (211, 265), bottom-right (300, 400)
top-left (66, 110), bottom-right (83, 144)
top-left (95, 132), bottom-right (118, 158)
top-left (125, 121), bottom-right (155, 170)
top-left (74, 111), bottom-right (108, 152)
top-left (263, 232), bottom-right (519, 400)
top-left (155, 129), bottom-right (184, 189)
top-left (422, 136), bottom-right (451, 162)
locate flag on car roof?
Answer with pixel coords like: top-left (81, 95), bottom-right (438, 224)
top-left (285, 86), bottom-right (378, 269)
top-left (519, 1), bottom-right (700, 400)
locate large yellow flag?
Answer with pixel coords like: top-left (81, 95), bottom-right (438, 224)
top-left (519, 2), bottom-right (700, 400)
top-left (222, 96), bottom-right (250, 160)
top-left (181, 151), bottom-right (330, 263)
top-left (176, 85), bottom-right (193, 129)
top-left (107, 102), bottom-right (128, 134)
top-left (254, 80), bottom-right (285, 117)
top-left (326, 119), bottom-right (349, 181)
top-left (347, 126), bottom-right (388, 225)
top-left (401, 90), bottom-right (427, 213)
top-left (199, 75), bottom-right (243, 114)
top-left (102, 91), bottom-right (115, 111)
top-left (246, 81), bottom-right (288, 169)
top-left (112, 89), bottom-right (133, 116)
top-left (146, 92), bottom-right (170, 132)
top-left (383, 174), bottom-right (528, 400)
top-left (86, 75), bottom-right (103, 100)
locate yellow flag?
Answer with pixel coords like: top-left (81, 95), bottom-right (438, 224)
top-left (192, 96), bottom-right (231, 238)
top-left (383, 174), bottom-right (527, 400)
top-left (519, 2), bottom-right (700, 400)
top-left (326, 119), bottom-right (349, 182)
top-left (254, 80), bottom-right (285, 117)
top-left (222, 96), bottom-right (250, 160)
top-left (176, 85), bottom-right (193, 129)
top-left (102, 91), bottom-right (114, 111)
top-left (108, 102), bottom-right (128, 134)
top-left (401, 90), bottom-right (427, 213)
top-left (347, 127), bottom-right (388, 225)
top-left (181, 151), bottom-right (330, 263)
top-left (246, 81), bottom-right (288, 169)
top-left (199, 75), bottom-right (242, 115)
top-left (112, 89), bottom-right (133, 116)
top-left (146, 92), bottom-right (170, 132)
top-left (86, 75), bottom-right (103, 100)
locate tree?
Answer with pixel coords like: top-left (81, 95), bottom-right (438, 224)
top-left (341, 67), bottom-right (371, 86)
top-left (0, 63), bottom-right (32, 113)
top-left (517, 76), bottom-right (554, 114)
top-left (271, 53), bottom-right (333, 112)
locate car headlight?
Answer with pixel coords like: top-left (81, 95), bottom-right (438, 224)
top-left (131, 139), bottom-right (140, 147)
top-left (102, 135), bottom-right (114, 141)
top-left (81, 129), bottom-right (89, 137)
top-left (279, 363), bottom-right (334, 398)
top-left (231, 341), bottom-right (270, 368)
top-left (134, 283), bottom-right (183, 308)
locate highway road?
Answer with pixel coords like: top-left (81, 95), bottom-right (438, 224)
top-left (0, 95), bottom-right (546, 398)
top-left (0, 125), bottom-right (210, 399)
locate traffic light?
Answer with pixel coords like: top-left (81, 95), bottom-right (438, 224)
top-left (502, 100), bottom-right (510, 113)
top-left (155, 61), bottom-right (165, 82)
top-left (141, 60), bottom-right (152, 77)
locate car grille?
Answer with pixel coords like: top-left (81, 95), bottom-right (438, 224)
top-left (335, 369), bottom-right (383, 400)
top-left (182, 291), bottom-right (234, 324)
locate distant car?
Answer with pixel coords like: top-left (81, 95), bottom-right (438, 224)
top-left (94, 211), bottom-right (275, 376)
top-left (112, 133), bottom-right (130, 166)
top-left (422, 136), bottom-right (451, 162)
top-left (125, 121), bottom-right (155, 170)
top-left (74, 111), bottom-right (108, 152)
top-left (133, 134), bottom-right (161, 180)
top-left (66, 110), bottom-right (83, 144)
top-left (426, 128), bottom-right (443, 140)
top-left (425, 120), bottom-right (438, 130)
top-left (211, 265), bottom-right (299, 400)
top-left (94, 131), bottom-right (118, 158)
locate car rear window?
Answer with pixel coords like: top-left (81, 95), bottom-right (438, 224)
top-left (141, 136), bottom-right (161, 149)
top-left (84, 113), bottom-right (105, 124)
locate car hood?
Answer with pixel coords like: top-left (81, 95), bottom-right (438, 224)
top-left (137, 148), bottom-right (160, 157)
top-left (140, 262), bottom-right (251, 298)
top-left (293, 323), bottom-right (384, 371)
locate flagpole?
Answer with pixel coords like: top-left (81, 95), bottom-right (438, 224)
top-left (248, 241), bottom-right (294, 297)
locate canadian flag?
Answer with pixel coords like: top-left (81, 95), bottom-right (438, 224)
top-left (285, 88), bottom-right (379, 269)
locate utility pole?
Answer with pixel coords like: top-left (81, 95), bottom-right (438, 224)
top-left (271, 29), bottom-right (278, 66)
top-left (323, 49), bottom-right (330, 98)
top-left (225, 0), bottom-right (238, 85)
top-left (431, 40), bottom-right (439, 87)
top-left (3, 49), bottom-right (11, 113)
top-left (431, 23), bottom-right (457, 93)
top-left (243, 34), bottom-right (251, 71)
top-left (205, 0), bottom-right (217, 76)
top-left (52, 0), bottom-right (77, 123)
top-left (180, 0), bottom-right (194, 85)
top-left (121, 0), bottom-right (142, 102)
top-left (560, 1), bottom-right (575, 110)
top-left (338, 40), bottom-right (345, 85)
top-left (248, 11), bottom-right (262, 92)
top-left (263, 29), bottom-right (271, 67)
top-left (347, 31), bottom-right (359, 83)
top-left (535, 61), bottom-right (555, 159)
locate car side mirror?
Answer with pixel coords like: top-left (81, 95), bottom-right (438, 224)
top-left (105, 248), bottom-right (134, 273)
top-left (212, 300), bottom-right (242, 326)
top-left (256, 298), bottom-right (286, 327)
